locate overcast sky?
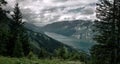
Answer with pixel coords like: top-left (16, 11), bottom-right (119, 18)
top-left (6, 0), bottom-right (97, 26)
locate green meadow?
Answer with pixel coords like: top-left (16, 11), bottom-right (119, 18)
top-left (0, 57), bottom-right (84, 64)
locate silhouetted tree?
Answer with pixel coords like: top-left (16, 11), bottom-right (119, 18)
top-left (8, 3), bottom-right (30, 57)
top-left (91, 0), bottom-right (120, 64)
top-left (11, 3), bottom-right (24, 57)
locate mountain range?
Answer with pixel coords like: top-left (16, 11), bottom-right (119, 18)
top-left (25, 20), bottom-right (96, 53)
top-left (24, 23), bottom-right (76, 55)
top-left (41, 20), bottom-right (94, 40)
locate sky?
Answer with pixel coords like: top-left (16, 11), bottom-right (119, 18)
top-left (6, 0), bottom-right (97, 26)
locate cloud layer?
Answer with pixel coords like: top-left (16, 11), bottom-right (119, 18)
top-left (6, 0), bottom-right (97, 26)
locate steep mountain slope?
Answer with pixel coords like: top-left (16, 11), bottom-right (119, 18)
top-left (41, 20), bottom-right (94, 40)
top-left (40, 20), bottom-right (96, 53)
top-left (24, 23), bottom-right (75, 54)
top-left (24, 20), bottom-right (96, 53)
top-left (24, 23), bottom-right (44, 33)
top-left (1, 15), bottom-right (76, 55)
top-left (45, 32), bottom-right (95, 53)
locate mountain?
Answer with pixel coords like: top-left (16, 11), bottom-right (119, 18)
top-left (24, 23), bottom-right (75, 55)
top-left (45, 32), bottom-right (95, 53)
top-left (24, 20), bottom-right (96, 53)
top-left (40, 20), bottom-right (96, 53)
top-left (0, 15), bottom-right (76, 56)
top-left (41, 20), bottom-right (94, 40)
top-left (24, 22), bottom-right (44, 33)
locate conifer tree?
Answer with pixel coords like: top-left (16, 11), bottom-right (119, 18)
top-left (8, 3), bottom-right (30, 57)
top-left (91, 0), bottom-right (120, 64)
top-left (11, 3), bottom-right (24, 57)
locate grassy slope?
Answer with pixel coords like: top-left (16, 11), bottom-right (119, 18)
top-left (0, 57), bottom-right (84, 64)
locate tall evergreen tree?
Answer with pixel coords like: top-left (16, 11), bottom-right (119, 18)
top-left (10, 3), bottom-right (24, 57)
top-left (8, 3), bottom-right (30, 57)
top-left (91, 0), bottom-right (120, 64)
top-left (0, 1), bottom-right (30, 57)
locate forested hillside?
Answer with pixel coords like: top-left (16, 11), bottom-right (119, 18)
top-left (0, 0), bottom-right (120, 64)
top-left (0, 0), bottom-right (88, 64)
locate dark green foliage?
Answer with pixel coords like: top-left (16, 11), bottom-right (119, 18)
top-left (0, 0), bottom-right (9, 56)
top-left (0, 56), bottom-right (83, 64)
top-left (0, 3), bottom-right (31, 57)
top-left (90, 45), bottom-right (111, 64)
top-left (7, 3), bottom-right (23, 57)
top-left (21, 33), bottom-right (30, 56)
top-left (38, 48), bottom-right (49, 59)
top-left (26, 28), bottom-right (75, 56)
top-left (13, 35), bottom-right (24, 57)
top-left (55, 46), bottom-right (69, 60)
top-left (91, 0), bottom-right (120, 64)
top-left (69, 51), bottom-right (88, 63)
top-left (54, 46), bottom-right (88, 62)
top-left (20, 26), bottom-right (31, 56)
top-left (0, 30), bottom-right (8, 56)
top-left (0, 23), bottom-right (9, 56)
top-left (27, 51), bottom-right (38, 60)
top-left (8, 3), bottom-right (30, 57)
top-left (0, 1), bottom-right (88, 62)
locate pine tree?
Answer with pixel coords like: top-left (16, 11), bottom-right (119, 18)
top-left (8, 3), bottom-right (30, 57)
top-left (91, 0), bottom-right (120, 64)
top-left (10, 3), bottom-right (24, 57)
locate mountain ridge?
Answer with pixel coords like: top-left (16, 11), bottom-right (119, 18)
top-left (24, 23), bottom-right (77, 55)
top-left (41, 20), bottom-right (94, 40)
